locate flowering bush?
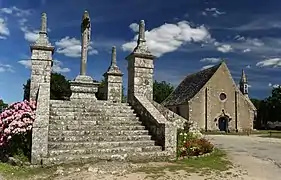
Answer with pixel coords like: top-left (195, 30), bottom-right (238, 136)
top-left (0, 100), bottom-right (36, 160)
top-left (177, 131), bottom-right (214, 158)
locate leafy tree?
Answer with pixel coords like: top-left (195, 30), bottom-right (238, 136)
top-left (153, 80), bottom-right (174, 103)
top-left (265, 87), bottom-right (281, 122)
top-left (23, 73), bottom-right (71, 100)
top-left (0, 99), bottom-right (8, 112)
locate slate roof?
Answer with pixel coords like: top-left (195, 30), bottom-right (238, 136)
top-left (162, 63), bottom-right (222, 106)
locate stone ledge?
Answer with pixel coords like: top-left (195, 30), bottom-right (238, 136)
top-left (131, 95), bottom-right (177, 154)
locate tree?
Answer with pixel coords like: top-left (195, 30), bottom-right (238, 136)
top-left (153, 80), bottom-right (174, 103)
top-left (0, 99), bottom-right (8, 112)
top-left (23, 73), bottom-right (71, 100)
top-left (265, 86), bottom-right (281, 122)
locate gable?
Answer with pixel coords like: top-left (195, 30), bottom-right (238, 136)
top-left (162, 63), bottom-right (221, 106)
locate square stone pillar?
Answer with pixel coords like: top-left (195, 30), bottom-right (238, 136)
top-left (126, 20), bottom-right (156, 104)
top-left (30, 13), bottom-right (54, 164)
top-left (103, 46), bottom-right (123, 103)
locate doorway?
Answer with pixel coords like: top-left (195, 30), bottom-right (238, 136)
top-left (218, 116), bottom-right (228, 132)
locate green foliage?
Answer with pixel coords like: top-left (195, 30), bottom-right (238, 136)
top-left (153, 80), bottom-right (174, 103)
top-left (23, 73), bottom-right (71, 100)
top-left (0, 99), bottom-right (8, 112)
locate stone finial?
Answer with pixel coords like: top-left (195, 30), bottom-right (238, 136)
top-left (111, 46), bottom-right (117, 66)
top-left (40, 13), bottom-right (47, 34)
top-left (82, 10), bottom-right (90, 21)
top-left (138, 20), bottom-right (145, 42)
top-left (240, 69), bottom-right (247, 83)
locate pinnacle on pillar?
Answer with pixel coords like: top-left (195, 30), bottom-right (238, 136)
top-left (106, 46), bottom-right (122, 74)
top-left (32, 12), bottom-right (53, 48)
top-left (132, 20), bottom-right (153, 56)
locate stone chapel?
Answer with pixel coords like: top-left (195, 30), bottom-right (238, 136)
top-left (162, 62), bottom-right (257, 132)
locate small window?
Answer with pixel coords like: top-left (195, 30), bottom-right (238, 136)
top-left (219, 93), bottom-right (227, 101)
top-left (244, 84), bottom-right (248, 93)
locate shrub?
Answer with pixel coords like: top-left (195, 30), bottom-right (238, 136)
top-left (177, 131), bottom-right (214, 158)
top-left (0, 100), bottom-right (36, 161)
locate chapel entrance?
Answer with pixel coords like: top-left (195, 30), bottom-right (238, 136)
top-left (218, 116), bottom-right (228, 132)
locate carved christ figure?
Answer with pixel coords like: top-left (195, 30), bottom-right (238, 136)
top-left (80, 11), bottom-right (91, 76)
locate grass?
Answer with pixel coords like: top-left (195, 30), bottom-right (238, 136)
top-left (0, 162), bottom-right (56, 180)
top-left (135, 149), bottom-right (232, 175)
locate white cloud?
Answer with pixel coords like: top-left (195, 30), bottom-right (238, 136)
top-left (55, 37), bottom-right (98, 58)
top-left (129, 23), bottom-right (139, 32)
top-left (243, 48), bottom-right (251, 53)
top-left (20, 27), bottom-right (39, 42)
top-left (0, 7), bottom-right (31, 17)
top-left (122, 21), bottom-right (211, 57)
top-left (246, 65), bottom-right (251, 68)
top-left (0, 18), bottom-right (10, 38)
top-left (0, 63), bottom-right (13, 72)
top-left (204, 8), bottom-right (226, 17)
top-left (18, 59), bottom-right (70, 73)
top-left (217, 44), bottom-right (233, 53)
top-left (201, 64), bottom-right (214, 70)
top-left (256, 58), bottom-right (281, 68)
top-left (268, 83), bottom-right (280, 88)
top-left (200, 57), bottom-right (221, 63)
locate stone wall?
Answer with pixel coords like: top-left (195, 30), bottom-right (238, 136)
top-left (132, 95), bottom-right (177, 153)
top-left (151, 101), bottom-right (201, 135)
top-left (31, 83), bottom-right (50, 164)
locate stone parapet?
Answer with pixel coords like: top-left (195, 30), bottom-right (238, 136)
top-left (31, 83), bottom-right (50, 164)
top-left (151, 101), bottom-right (201, 135)
top-left (70, 75), bottom-right (99, 101)
top-left (132, 95), bottom-right (177, 154)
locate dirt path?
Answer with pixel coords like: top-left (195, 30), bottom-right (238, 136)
top-left (206, 135), bottom-right (281, 180)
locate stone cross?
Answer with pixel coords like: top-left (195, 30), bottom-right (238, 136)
top-left (41, 13), bottom-right (47, 33)
top-left (80, 11), bottom-right (91, 76)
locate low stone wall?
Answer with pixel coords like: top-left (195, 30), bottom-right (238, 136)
top-left (151, 101), bottom-right (201, 135)
top-left (31, 83), bottom-right (50, 165)
top-left (132, 95), bottom-right (177, 154)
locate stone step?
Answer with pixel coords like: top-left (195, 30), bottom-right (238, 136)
top-left (43, 151), bottom-right (172, 166)
top-left (49, 146), bottom-right (162, 157)
top-left (49, 119), bottom-right (142, 128)
top-left (50, 100), bottom-right (130, 107)
top-left (50, 108), bottom-right (135, 114)
top-left (48, 140), bottom-right (156, 150)
top-left (49, 116), bottom-right (139, 121)
top-left (49, 106), bottom-right (133, 112)
top-left (49, 129), bottom-right (149, 137)
top-left (49, 111), bottom-right (137, 117)
top-left (49, 135), bottom-right (152, 142)
top-left (49, 124), bottom-right (146, 131)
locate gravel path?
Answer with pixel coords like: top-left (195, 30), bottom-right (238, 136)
top-left (206, 135), bottom-right (281, 180)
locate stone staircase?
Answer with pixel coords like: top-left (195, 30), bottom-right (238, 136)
top-left (43, 100), bottom-right (171, 165)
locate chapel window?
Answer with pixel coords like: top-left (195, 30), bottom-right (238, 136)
top-left (219, 93), bottom-right (227, 101)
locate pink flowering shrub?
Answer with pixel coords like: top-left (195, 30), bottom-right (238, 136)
top-left (0, 100), bottom-right (36, 161)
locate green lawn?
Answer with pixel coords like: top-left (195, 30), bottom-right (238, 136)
top-left (135, 149), bottom-right (232, 175)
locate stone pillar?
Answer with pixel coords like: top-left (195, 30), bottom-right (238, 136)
top-left (103, 46), bottom-right (123, 103)
top-left (30, 13), bottom-right (54, 164)
top-left (126, 20), bottom-right (156, 104)
top-left (30, 13), bottom-right (54, 101)
top-left (70, 11), bottom-right (99, 101)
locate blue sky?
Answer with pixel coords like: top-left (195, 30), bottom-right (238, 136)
top-left (0, 0), bottom-right (280, 103)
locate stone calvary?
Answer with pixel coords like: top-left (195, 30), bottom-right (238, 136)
top-left (29, 11), bottom-right (200, 165)
top-left (29, 11), bottom-right (255, 165)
